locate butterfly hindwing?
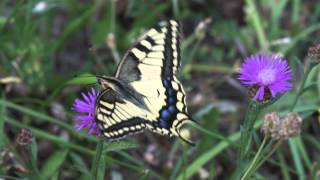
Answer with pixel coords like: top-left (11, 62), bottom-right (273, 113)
top-left (148, 77), bottom-right (191, 137)
top-left (95, 88), bottom-right (148, 140)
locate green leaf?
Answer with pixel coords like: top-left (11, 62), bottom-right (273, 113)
top-left (70, 152), bottom-right (91, 175)
top-left (40, 149), bottom-right (68, 179)
top-left (293, 56), bottom-right (304, 76)
top-left (66, 73), bottom-right (97, 85)
top-left (299, 83), bottom-right (317, 96)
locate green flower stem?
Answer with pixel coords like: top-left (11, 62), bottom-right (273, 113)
top-left (241, 137), bottom-right (268, 180)
top-left (232, 102), bottom-right (261, 179)
top-left (251, 140), bottom-right (282, 173)
top-left (91, 139), bottom-right (105, 179)
top-left (238, 102), bottom-right (260, 165)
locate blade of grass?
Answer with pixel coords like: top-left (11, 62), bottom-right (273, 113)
top-left (171, 0), bottom-right (179, 19)
top-left (69, 152), bottom-right (92, 178)
top-left (291, 0), bottom-right (300, 24)
top-left (295, 136), bottom-right (312, 168)
top-left (97, 150), bottom-right (106, 180)
top-left (5, 117), bottom-right (147, 173)
top-left (245, 0), bottom-right (268, 50)
top-left (288, 138), bottom-right (305, 180)
top-left (176, 120), bottom-right (262, 180)
top-left (277, 151), bottom-right (291, 180)
top-left (51, 6), bottom-right (94, 52)
top-left (303, 135), bottom-right (320, 152)
top-left (175, 102), bottom-right (316, 180)
top-left (6, 117), bottom-right (94, 155)
top-left (281, 23), bottom-right (320, 54)
top-left (0, 95), bottom-right (9, 148)
top-left (91, 140), bottom-right (104, 179)
top-left (0, 99), bottom-right (97, 141)
top-left (40, 149), bottom-right (68, 179)
top-left (190, 122), bottom-right (239, 148)
top-left (270, 0), bottom-right (288, 39)
top-left (28, 138), bottom-right (40, 179)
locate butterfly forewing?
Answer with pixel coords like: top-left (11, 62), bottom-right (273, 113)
top-left (115, 20), bottom-right (181, 82)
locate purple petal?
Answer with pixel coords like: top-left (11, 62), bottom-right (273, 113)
top-left (239, 52), bottom-right (293, 101)
top-left (71, 88), bottom-right (101, 135)
top-left (254, 86), bottom-right (265, 100)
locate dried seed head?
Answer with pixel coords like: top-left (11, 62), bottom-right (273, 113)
top-left (261, 112), bottom-right (303, 140)
top-left (308, 43), bottom-right (320, 61)
top-left (280, 112), bottom-right (302, 139)
top-left (261, 112), bottom-right (281, 138)
top-left (15, 128), bottom-right (33, 146)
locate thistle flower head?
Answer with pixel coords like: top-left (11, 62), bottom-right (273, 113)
top-left (72, 88), bottom-right (101, 135)
top-left (262, 112), bottom-right (302, 140)
top-left (238, 53), bottom-right (292, 102)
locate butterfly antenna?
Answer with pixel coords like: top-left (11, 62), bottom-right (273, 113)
top-left (73, 74), bottom-right (97, 78)
top-left (86, 82), bottom-right (98, 86)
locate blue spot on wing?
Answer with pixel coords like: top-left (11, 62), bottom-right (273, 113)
top-left (157, 79), bottom-right (179, 129)
top-left (161, 110), bottom-right (170, 119)
top-left (163, 79), bottom-right (169, 87)
top-left (168, 97), bottom-right (175, 103)
top-left (159, 118), bottom-right (169, 128)
top-left (168, 105), bottom-right (176, 112)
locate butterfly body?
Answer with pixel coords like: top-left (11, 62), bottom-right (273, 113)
top-left (95, 20), bottom-right (194, 144)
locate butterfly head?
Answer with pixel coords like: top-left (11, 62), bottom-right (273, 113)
top-left (96, 76), bottom-right (118, 90)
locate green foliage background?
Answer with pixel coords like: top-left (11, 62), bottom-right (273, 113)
top-left (0, 0), bottom-right (320, 179)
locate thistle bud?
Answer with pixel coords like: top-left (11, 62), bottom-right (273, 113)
top-left (15, 128), bottom-right (33, 146)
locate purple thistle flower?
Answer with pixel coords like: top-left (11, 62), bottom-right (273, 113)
top-left (72, 88), bottom-right (101, 135)
top-left (238, 53), bottom-right (292, 101)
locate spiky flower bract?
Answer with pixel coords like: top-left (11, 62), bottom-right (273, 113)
top-left (72, 88), bottom-right (101, 135)
top-left (238, 53), bottom-right (293, 101)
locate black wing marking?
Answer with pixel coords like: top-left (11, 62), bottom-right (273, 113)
top-left (115, 20), bottom-right (181, 83)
